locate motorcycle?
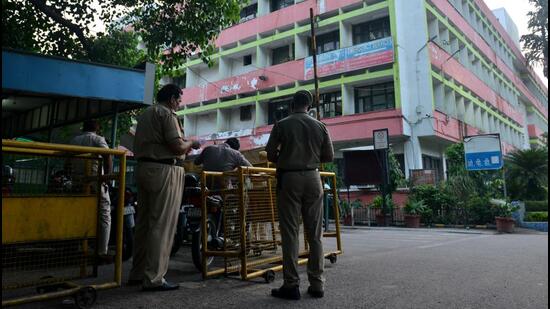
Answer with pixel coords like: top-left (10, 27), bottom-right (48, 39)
top-left (170, 173), bottom-right (202, 256)
top-left (170, 173), bottom-right (225, 273)
top-left (109, 187), bottom-right (136, 261)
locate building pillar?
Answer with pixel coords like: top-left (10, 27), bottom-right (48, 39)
top-left (255, 100), bottom-right (268, 127)
top-left (257, 0), bottom-right (270, 17)
top-left (339, 20), bottom-right (353, 48)
top-left (403, 136), bottom-right (423, 178)
top-left (341, 84), bottom-right (354, 115)
top-left (186, 67), bottom-right (197, 88)
top-left (219, 55), bottom-right (231, 79)
top-left (294, 34), bottom-right (309, 60)
top-left (217, 109), bottom-right (230, 132)
top-left (256, 44), bottom-right (269, 68)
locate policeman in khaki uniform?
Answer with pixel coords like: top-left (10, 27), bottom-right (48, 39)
top-left (128, 84), bottom-right (200, 291)
top-left (266, 90), bottom-right (334, 300)
top-left (69, 120), bottom-right (113, 263)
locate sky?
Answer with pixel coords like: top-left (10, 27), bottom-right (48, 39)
top-left (484, 0), bottom-right (547, 86)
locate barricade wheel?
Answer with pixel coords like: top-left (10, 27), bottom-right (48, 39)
top-left (263, 270), bottom-right (275, 283)
top-left (74, 287), bottom-right (97, 309)
top-left (328, 254), bottom-right (337, 264)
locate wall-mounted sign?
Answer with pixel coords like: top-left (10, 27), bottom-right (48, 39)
top-left (373, 128), bottom-right (389, 150)
top-left (304, 37), bottom-right (394, 80)
top-left (464, 134), bottom-right (503, 171)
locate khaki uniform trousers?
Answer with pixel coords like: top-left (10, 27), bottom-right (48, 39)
top-left (277, 170), bottom-right (324, 291)
top-left (129, 162), bottom-right (184, 287)
top-left (98, 183), bottom-right (111, 255)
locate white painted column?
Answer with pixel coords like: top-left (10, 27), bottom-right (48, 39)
top-left (219, 54), bottom-right (232, 79)
top-left (256, 44), bottom-right (269, 68)
top-left (255, 100), bottom-right (268, 127)
top-left (217, 109), bottom-right (230, 132)
top-left (341, 84), bottom-right (354, 115)
top-left (339, 20), bottom-right (353, 48)
top-left (294, 34), bottom-right (309, 60)
top-left (257, 0), bottom-right (270, 16)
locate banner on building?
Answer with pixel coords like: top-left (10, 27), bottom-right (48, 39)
top-left (463, 134), bottom-right (503, 171)
top-left (304, 37), bottom-right (394, 80)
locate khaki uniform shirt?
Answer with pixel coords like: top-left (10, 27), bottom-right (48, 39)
top-left (134, 104), bottom-right (184, 160)
top-left (70, 131), bottom-right (109, 176)
top-left (265, 112), bottom-right (334, 169)
top-left (194, 143), bottom-right (252, 172)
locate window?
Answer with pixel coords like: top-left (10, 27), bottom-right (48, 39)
top-left (352, 17), bottom-right (391, 45)
top-left (272, 45), bottom-right (294, 65)
top-left (243, 55), bottom-right (252, 66)
top-left (422, 155), bottom-right (443, 182)
top-left (311, 30), bottom-right (340, 55)
top-left (271, 0), bottom-right (294, 12)
top-left (319, 91), bottom-right (342, 118)
top-left (240, 105), bottom-right (252, 121)
top-left (354, 82), bottom-right (395, 113)
top-left (240, 3), bottom-right (257, 22)
top-left (268, 97), bottom-right (292, 124)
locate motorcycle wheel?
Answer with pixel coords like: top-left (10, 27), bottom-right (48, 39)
top-left (191, 219), bottom-right (216, 272)
top-left (170, 212), bottom-right (185, 257)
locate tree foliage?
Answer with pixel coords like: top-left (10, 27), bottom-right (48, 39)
top-left (505, 148), bottom-right (548, 201)
top-left (2, 0), bottom-right (246, 71)
top-left (520, 0), bottom-right (548, 78)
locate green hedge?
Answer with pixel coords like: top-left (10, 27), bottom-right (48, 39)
top-left (524, 212), bottom-right (548, 222)
top-left (525, 201), bottom-right (548, 212)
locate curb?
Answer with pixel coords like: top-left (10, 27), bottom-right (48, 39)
top-left (428, 224), bottom-right (491, 229)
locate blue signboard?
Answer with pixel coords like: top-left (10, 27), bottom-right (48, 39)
top-left (304, 37), bottom-right (394, 79)
top-left (464, 134), bottom-right (503, 171)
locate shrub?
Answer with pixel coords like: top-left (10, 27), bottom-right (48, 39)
top-left (524, 212), bottom-right (548, 222)
top-left (404, 199), bottom-right (428, 216)
top-left (410, 184), bottom-right (453, 225)
top-left (491, 202), bottom-right (519, 218)
top-left (467, 196), bottom-right (495, 225)
top-left (370, 195), bottom-right (395, 212)
top-left (525, 200), bottom-right (548, 212)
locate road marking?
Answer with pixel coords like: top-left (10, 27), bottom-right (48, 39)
top-left (417, 235), bottom-right (491, 249)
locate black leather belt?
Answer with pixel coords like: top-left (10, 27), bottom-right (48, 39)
top-left (138, 158), bottom-right (185, 167)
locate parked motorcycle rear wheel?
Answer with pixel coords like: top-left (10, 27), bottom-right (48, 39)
top-left (191, 219), bottom-right (216, 272)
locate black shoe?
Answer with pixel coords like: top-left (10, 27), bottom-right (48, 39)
top-left (126, 279), bottom-right (142, 286)
top-left (142, 282), bottom-right (180, 292)
top-left (271, 286), bottom-right (300, 300)
top-left (307, 286), bottom-right (324, 298)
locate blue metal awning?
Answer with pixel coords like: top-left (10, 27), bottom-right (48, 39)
top-left (1, 49), bottom-right (155, 138)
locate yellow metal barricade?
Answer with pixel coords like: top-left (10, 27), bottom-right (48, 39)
top-left (1, 140), bottom-right (126, 307)
top-left (200, 167), bottom-right (342, 282)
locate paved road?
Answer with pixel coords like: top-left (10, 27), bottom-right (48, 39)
top-left (17, 227), bottom-right (548, 308)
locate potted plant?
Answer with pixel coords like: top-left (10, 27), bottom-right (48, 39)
top-left (340, 200), bottom-right (353, 226)
top-left (404, 199), bottom-right (427, 228)
top-left (340, 199), bottom-right (363, 226)
top-left (493, 202), bottom-right (519, 233)
top-left (371, 195), bottom-right (394, 226)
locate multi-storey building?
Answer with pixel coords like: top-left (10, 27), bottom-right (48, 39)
top-left (168, 0), bottom-right (548, 180)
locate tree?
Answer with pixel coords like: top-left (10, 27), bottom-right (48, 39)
top-left (505, 148), bottom-right (548, 201)
top-left (520, 0), bottom-right (548, 78)
top-left (2, 0), bottom-right (246, 71)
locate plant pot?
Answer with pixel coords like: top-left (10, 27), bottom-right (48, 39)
top-left (404, 215), bottom-right (421, 228)
top-left (495, 217), bottom-right (515, 233)
top-left (376, 214), bottom-right (392, 226)
top-left (343, 215), bottom-right (353, 226)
